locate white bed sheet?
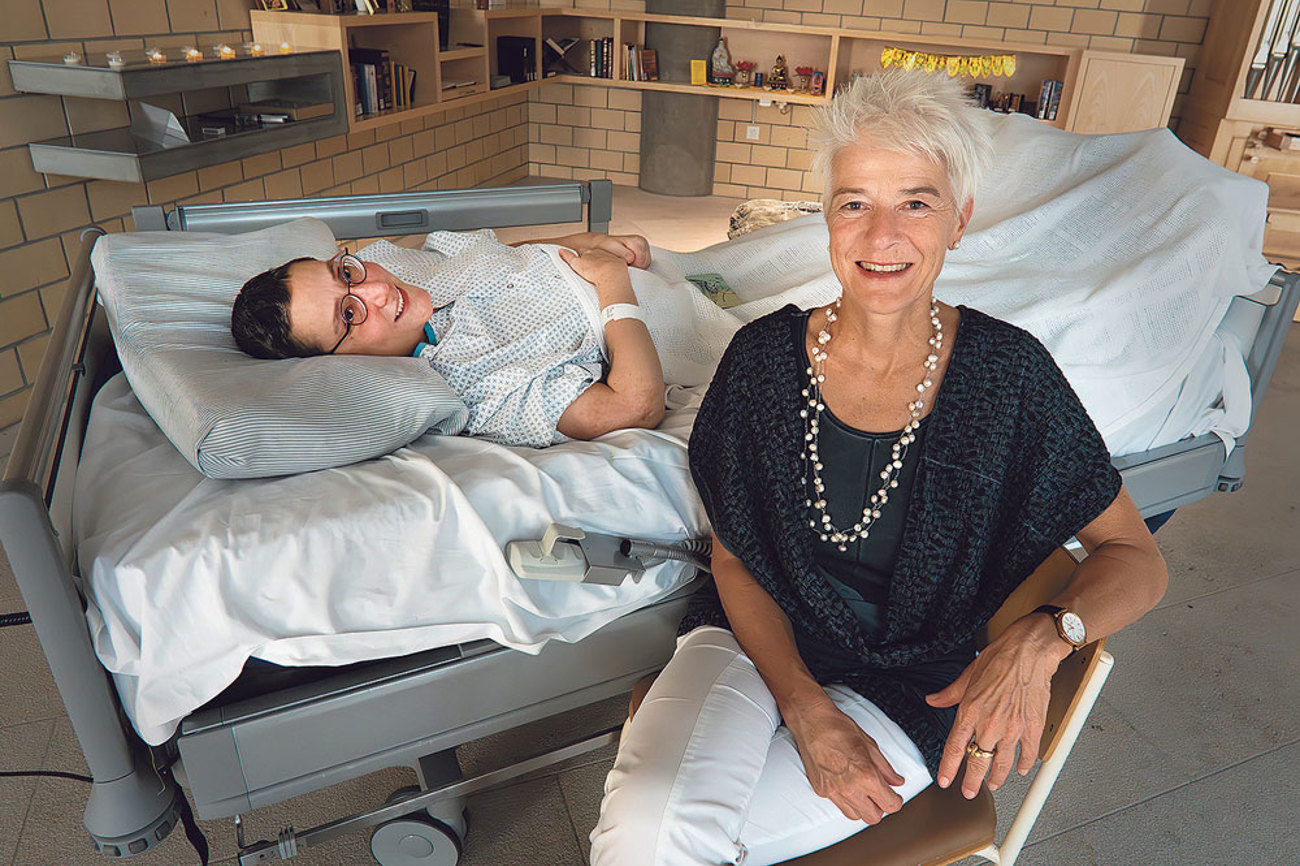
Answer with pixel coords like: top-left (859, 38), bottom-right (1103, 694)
top-left (75, 373), bottom-right (707, 745)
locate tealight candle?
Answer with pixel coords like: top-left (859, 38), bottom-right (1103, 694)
top-left (216, 44), bottom-right (235, 60)
top-left (244, 42), bottom-right (264, 57)
top-left (184, 46), bottom-right (202, 63)
top-left (63, 51), bottom-right (82, 65)
top-left (146, 47), bottom-right (166, 64)
top-left (278, 41), bottom-right (292, 54)
top-left (106, 51), bottom-right (125, 68)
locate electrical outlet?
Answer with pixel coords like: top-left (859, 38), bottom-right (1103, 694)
top-left (745, 125), bottom-right (761, 140)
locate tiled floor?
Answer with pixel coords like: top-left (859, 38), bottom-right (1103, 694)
top-left (1, 182), bottom-right (1297, 865)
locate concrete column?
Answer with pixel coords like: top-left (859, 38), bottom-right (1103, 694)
top-left (639, 0), bottom-right (724, 196)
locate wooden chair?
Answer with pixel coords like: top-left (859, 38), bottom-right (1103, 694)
top-left (625, 548), bottom-right (1114, 866)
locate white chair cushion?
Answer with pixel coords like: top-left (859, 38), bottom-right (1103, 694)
top-left (90, 217), bottom-right (468, 479)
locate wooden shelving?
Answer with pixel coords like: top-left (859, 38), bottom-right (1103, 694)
top-left (251, 8), bottom-right (1183, 137)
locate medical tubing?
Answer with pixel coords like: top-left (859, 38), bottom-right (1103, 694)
top-left (621, 538), bottom-right (713, 569)
top-left (0, 611), bottom-right (33, 628)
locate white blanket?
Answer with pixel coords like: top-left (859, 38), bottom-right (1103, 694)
top-left (76, 374), bottom-right (708, 745)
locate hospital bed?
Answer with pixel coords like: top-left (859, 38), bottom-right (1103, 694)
top-left (1, 165), bottom-right (1297, 866)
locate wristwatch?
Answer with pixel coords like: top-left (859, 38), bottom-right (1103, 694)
top-left (1033, 604), bottom-right (1087, 650)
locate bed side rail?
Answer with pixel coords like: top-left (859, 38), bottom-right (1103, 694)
top-left (131, 180), bottom-right (614, 237)
top-left (1218, 266), bottom-right (1300, 491)
top-left (0, 229), bottom-right (183, 857)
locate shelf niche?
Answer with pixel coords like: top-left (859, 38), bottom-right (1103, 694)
top-left (9, 50), bottom-right (348, 184)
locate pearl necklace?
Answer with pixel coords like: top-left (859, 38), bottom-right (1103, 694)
top-left (803, 299), bottom-right (943, 552)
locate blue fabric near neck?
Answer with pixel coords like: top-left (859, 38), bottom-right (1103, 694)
top-left (412, 321), bottom-right (438, 356)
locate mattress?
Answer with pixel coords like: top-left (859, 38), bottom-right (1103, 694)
top-left (74, 374), bottom-right (708, 745)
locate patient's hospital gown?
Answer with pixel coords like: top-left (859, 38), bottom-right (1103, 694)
top-left (357, 232), bottom-right (604, 448)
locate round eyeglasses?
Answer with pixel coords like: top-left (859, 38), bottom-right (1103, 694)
top-left (326, 250), bottom-right (367, 355)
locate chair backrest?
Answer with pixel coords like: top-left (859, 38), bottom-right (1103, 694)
top-left (981, 547), bottom-right (1107, 763)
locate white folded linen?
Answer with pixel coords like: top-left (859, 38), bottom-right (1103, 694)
top-left (76, 373), bottom-right (708, 745)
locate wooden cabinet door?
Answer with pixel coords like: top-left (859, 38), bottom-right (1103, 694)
top-left (1065, 50), bottom-right (1183, 134)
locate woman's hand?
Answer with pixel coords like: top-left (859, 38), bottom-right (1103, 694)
top-left (558, 247), bottom-right (637, 308)
top-left (926, 616), bottom-right (1067, 798)
top-left (784, 693), bottom-right (906, 824)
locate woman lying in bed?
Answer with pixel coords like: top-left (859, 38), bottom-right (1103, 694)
top-left (230, 231), bottom-right (664, 448)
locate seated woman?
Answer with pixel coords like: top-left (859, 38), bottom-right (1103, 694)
top-left (589, 70), bottom-right (1169, 865)
top-left (230, 231), bottom-right (664, 448)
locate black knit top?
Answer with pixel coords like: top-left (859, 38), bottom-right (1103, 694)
top-left (685, 304), bottom-right (1121, 774)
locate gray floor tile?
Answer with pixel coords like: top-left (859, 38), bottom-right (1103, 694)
top-left (1153, 329), bottom-right (1300, 606)
top-left (0, 546), bottom-right (24, 612)
top-left (13, 717), bottom-right (420, 866)
top-left (0, 626), bottom-right (72, 729)
top-left (557, 761), bottom-right (611, 865)
top-left (1017, 740), bottom-right (1300, 866)
top-left (1096, 567), bottom-right (1299, 779)
top-left (982, 692), bottom-right (1184, 847)
top-left (459, 776), bottom-right (584, 866)
top-left (0, 721), bottom-right (55, 866)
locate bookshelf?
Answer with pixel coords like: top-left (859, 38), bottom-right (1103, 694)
top-left (251, 8), bottom-right (1184, 136)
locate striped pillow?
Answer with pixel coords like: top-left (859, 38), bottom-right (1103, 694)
top-left (91, 218), bottom-right (468, 479)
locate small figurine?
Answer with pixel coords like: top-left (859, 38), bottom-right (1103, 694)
top-left (768, 55), bottom-right (789, 91)
top-left (795, 65), bottom-right (815, 93)
top-left (710, 36), bottom-right (734, 85)
top-left (734, 60), bottom-right (755, 88)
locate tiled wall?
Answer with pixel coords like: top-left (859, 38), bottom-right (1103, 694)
top-left (0, 0), bottom-right (527, 434)
top-left (533, 0), bottom-right (1212, 200)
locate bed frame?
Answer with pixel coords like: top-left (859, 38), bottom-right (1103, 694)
top-left (1, 181), bottom-right (1296, 863)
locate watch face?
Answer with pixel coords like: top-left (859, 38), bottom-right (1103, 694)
top-left (1060, 611), bottom-right (1086, 645)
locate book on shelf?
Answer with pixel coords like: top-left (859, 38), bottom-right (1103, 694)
top-left (349, 47), bottom-right (394, 115)
top-left (1045, 79), bottom-right (1063, 121)
top-left (622, 45), bottom-right (656, 82)
top-left (586, 37), bottom-right (613, 78)
top-left (237, 98), bottom-right (333, 121)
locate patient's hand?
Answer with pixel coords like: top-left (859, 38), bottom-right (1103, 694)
top-left (559, 247), bottom-right (637, 308)
top-left (570, 233), bottom-right (651, 269)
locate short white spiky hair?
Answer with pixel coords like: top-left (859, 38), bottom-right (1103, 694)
top-left (808, 69), bottom-right (993, 209)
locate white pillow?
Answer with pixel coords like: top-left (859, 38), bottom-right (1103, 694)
top-left (91, 217), bottom-right (469, 478)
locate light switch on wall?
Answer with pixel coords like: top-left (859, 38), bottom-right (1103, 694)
top-left (745, 125), bottom-right (760, 140)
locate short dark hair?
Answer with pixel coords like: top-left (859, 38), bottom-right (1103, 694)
top-left (230, 258), bottom-right (321, 359)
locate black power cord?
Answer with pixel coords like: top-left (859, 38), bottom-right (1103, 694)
top-left (0, 611), bottom-right (33, 628)
top-left (0, 769), bottom-right (92, 782)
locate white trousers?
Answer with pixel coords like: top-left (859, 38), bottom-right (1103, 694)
top-left (589, 626), bottom-right (933, 866)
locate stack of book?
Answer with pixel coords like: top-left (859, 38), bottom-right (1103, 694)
top-left (236, 98), bottom-right (334, 124)
top-left (588, 36), bottom-right (614, 78)
top-left (1037, 79), bottom-right (1064, 121)
top-left (348, 48), bottom-right (419, 117)
top-left (622, 44), bottom-right (658, 81)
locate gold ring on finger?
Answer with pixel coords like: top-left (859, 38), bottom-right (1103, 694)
top-left (966, 740), bottom-right (997, 761)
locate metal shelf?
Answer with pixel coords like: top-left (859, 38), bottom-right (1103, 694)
top-left (8, 50), bottom-right (347, 183)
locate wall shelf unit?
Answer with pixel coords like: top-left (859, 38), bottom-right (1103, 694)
top-left (7, 50), bottom-right (348, 183)
top-left (1181, 0), bottom-right (1300, 281)
top-left (251, 8), bottom-right (1182, 136)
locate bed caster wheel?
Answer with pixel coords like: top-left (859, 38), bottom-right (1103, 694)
top-left (370, 815), bottom-right (463, 866)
